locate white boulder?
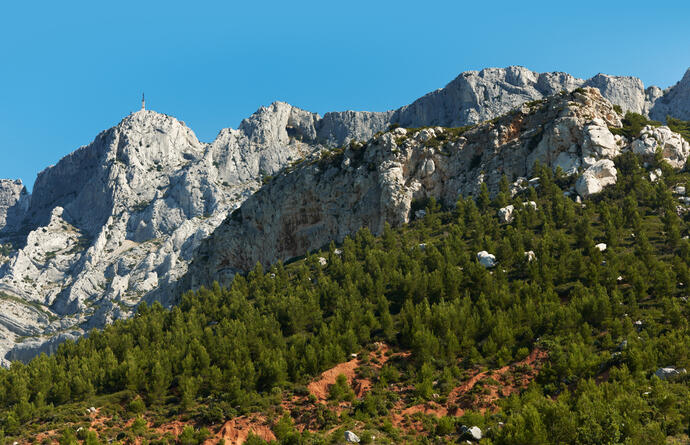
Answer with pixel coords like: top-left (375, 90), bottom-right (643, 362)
top-left (498, 205), bottom-right (515, 223)
top-left (344, 431), bottom-right (361, 443)
top-left (650, 168), bottom-right (662, 182)
top-left (654, 367), bottom-right (687, 380)
top-left (524, 251), bottom-right (536, 262)
top-left (595, 243), bottom-right (607, 252)
top-left (460, 425), bottom-right (482, 441)
top-left (477, 251), bottom-right (497, 268)
top-left (576, 160), bottom-right (617, 197)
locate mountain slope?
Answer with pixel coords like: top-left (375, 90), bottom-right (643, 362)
top-left (183, 87), bottom-right (689, 289)
top-left (2, 154), bottom-right (690, 444)
top-left (0, 66), bottom-right (688, 364)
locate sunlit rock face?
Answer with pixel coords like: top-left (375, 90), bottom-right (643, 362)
top-left (184, 87), bottom-right (689, 291)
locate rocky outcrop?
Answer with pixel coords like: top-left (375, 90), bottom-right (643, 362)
top-left (631, 125), bottom-right (690, 169)
top-left (583, 74), bottom-right (648, 115)
top-left (650, 69), bottom-right (690, 122)
top-left (0, 179), bottom-right (29, 233)
top-left (185, 88), bottom-right (690, 288)
top-left (265, 66), bottom-right (689, 148)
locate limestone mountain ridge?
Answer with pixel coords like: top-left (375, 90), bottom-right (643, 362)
top-left (0, 65), bottom-right (688, 364)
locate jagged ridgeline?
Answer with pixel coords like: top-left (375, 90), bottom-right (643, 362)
top-left (1, 153), bottom-right (690, 443)
top-left (0, 66), bottom-right (689, 365)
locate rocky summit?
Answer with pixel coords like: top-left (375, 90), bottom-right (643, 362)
top-left (0, 65), bottom-right (688, 364)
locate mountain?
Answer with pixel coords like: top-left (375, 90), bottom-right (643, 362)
top-left (182, 87), bottom-right (689, 289)
top-left (0, 66), bottom-right (688, 364)
top-left (0, 106), bottom-right (325, 363)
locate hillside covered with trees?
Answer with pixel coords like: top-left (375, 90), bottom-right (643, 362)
top-left (2, 147), bottom-right (690, 444)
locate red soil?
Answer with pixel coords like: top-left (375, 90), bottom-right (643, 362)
top-left (19, 345), bottom-right (548, 443)
top-left (206, 415), bottom-right (276, 445)
top-left (392, 348), bottom-right (547, 431)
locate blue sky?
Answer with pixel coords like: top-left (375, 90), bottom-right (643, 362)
top-left (1, 0), bottom-right (689, 190)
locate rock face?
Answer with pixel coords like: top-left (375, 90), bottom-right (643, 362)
top-left (584, 74), bottom-right (649, 115)
top-left (0, 179), bottom-right (29, 233)
top-left (184, 87), bottom-right (690, 289)
top-left (650, 69), bottom-right (690, 122)
top-left (0, 106), bottom-right (326, 365)
top-left (390, 66), bottom-right (637, 129)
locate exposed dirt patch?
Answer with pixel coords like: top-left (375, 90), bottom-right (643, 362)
top-left (307, 342), bottom-right (395, 403)
top-left (447, 348), bottom-right (547, 415)
top-left (208, 415), bottom-right (276, 445)
top-left (308, 357), bottom-right (360, 402)
top-left (391, 348), bottom-right (547, 431)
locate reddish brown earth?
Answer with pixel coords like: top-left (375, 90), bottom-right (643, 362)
top-left (20, 345), bottom-right (547, 443)
top-left (392, 348), bottom-right (547, 430)
top-left (205, 415), bottom-right (276, 445)
top-left (308, 357), bottom-right (360, 402)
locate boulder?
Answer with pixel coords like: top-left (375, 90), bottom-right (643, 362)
top-left (344, 431), bottom-right (360, 443)
top-left (654, 367), bottom-right (687, 380)
top-left (498, 205), bottom-right (515, 223)
top-left (595, 243), bottom-right (607, 252)
top-left (650, 168), bottom-right (662, 182)
top-left (477, 251), bottom-right (497, 268)
top-left (524, 251), bottom-right (536, 262)
top-left (582, 119), bottom-right (620, 159)
top-left (460, 425), bottom-right (482, 441)
top-left (576, 160), bottom-right (617, 197)
top-left (673, 185), bottom-right (686, 195)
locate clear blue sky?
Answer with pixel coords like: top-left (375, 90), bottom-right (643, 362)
top-left (1, 0), bottom-right (688, 190)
